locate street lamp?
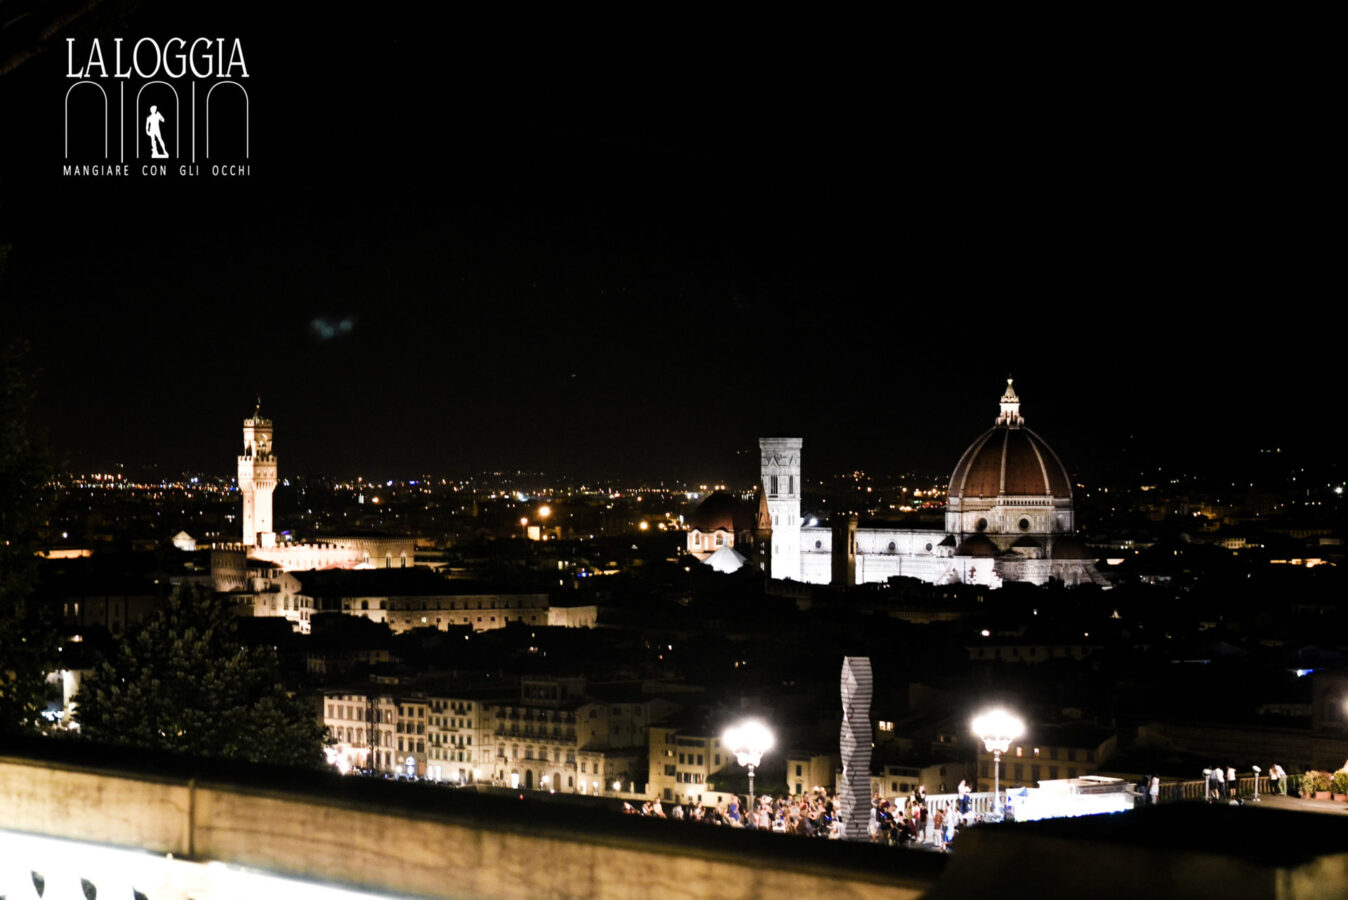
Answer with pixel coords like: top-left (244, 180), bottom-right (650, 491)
top-left (973, 708), bottom-right (1024, 820)
top-left (723, 718), bottom-right (774, 828)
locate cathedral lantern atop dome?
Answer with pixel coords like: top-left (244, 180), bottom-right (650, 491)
top-left (996, 378), bottom-right (1024, 428)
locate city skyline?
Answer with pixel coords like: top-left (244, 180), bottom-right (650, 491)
top-left (1, 4), bottom-right (1333, 482)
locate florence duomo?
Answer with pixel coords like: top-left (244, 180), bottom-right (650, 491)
top-left (689, 380), bottom-right (1104, 588)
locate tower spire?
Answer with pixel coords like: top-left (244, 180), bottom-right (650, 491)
top-left (995, 377), bottom-right (1024, 427)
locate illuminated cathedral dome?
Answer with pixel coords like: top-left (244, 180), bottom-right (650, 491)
top-left (945, 380), bottom-right (1075, 543)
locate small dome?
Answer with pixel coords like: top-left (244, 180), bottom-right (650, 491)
top-left (954, 534), bottom-right (1001, 557)
top-left (688, 492), bottom-right (754, 533)
top-left (1011, 536), bottom-right (1042, 549)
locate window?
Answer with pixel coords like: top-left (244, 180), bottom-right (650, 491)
top-left (796, 765), bottom-right (802, 777)
top-left (771, 475), bottom-right (778, 494)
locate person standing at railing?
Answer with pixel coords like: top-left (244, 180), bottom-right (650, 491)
top-left (1270, 763), bottom-right (1287, 795)
top-left (1149, 776), bottom-right (1160, 805)
top-left (1226, 766), bottom-right (1237, 800)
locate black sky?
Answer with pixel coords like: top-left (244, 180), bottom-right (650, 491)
top-left (0, 7), bottom-right (1335, 483)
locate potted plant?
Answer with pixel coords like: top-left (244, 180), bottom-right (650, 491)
top-left (1331, 769), bottom-right (1348, 800)
top-left (1302, 770), bottom-right (1332, 800)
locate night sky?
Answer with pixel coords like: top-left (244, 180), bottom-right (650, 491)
top-left (1, 6), bottom-right (1334, 483)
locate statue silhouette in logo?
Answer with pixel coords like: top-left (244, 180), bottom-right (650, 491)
top-left (146, 105), bottom-right (168, 159)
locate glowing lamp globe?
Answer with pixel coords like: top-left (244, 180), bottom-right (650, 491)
top-left (723, 719), bottom-right (774, 769)
top-left (972, 708), bottom-right (1024, 755)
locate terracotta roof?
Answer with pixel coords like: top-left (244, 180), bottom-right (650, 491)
top-left (687, 491), bottom-right (754, 533)
top-left (949, 426), bottom-right (1072, 500)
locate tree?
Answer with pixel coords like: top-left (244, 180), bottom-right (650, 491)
top-left (0, 340), bottom-right (57, 733)
top-left (75, 585), bottom-right (328, 768)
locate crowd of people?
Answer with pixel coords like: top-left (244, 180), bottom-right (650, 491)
top-left (624, 782), bottom-right (968, 851)
top-left (625, 787), bottom-right (841, 838)
top-left (870, 783), bottom-right (962, 850)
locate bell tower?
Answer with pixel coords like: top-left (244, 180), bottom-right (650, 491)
top-left (238, 398), bottom-right (278, 548)
top-left (759, 436), bottom-right (803, 581)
